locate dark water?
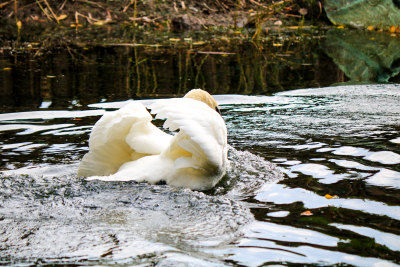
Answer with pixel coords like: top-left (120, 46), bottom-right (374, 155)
top-left (1, 29), bottom-right (400, 266)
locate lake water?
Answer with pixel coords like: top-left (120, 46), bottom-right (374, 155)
top-left (1, 28), bottom-right (400, 266)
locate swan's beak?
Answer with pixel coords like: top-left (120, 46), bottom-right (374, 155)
top-left (215, 107), bottom-right (222, 116)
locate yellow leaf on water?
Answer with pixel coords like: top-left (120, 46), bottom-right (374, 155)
top-left (192, 41), bottom-right (205, 45)
top-left (389, 26), bottom-right (397, 33)
top-left (3, 67), bottom-right (12, 71)
top-left (325, 194), bottom-right (339, 199)
top-left (301, 210), bottom-right (313, 216)
top-left (337, 25), bottom-right (344, 29)
top-left (273, 43), bottom-right (283, 47)
top-left (367, 26), bottom-right (374, 31)
top-left (169, 38), bottom-right (180, 42)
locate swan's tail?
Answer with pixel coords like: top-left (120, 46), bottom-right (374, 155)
top-left (78, 101), bottom-right (171, 177)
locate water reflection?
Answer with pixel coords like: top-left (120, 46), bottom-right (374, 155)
top-left (2, 29), bottom-right (400, 112)
top-left (1, 33), bottom-right (344, 111)
top-left (324, 30), bottom-right (400, 83)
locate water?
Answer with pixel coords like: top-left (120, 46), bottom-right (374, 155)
top-left (1, 29), bottom-right (400, 266)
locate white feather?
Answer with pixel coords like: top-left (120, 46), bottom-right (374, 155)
top-left (79, 97), bottom-right (228, 190)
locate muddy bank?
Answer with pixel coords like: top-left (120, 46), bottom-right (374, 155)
top-left (1, 0), bottom-right (327, 32)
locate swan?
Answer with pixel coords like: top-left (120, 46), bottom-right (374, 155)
top-left (77, 89), bottom-right (228, 190)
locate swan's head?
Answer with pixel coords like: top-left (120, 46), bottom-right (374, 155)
top-left (184, 89), bottom-right (221, 115)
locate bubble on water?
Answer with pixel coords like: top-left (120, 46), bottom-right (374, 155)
top-left (0, 175), bottom-right (252, 261)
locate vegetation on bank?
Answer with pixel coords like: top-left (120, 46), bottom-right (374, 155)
top-left (1, 0), bottom-right (327, 32)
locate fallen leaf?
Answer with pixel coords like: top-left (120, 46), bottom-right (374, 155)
top-left (192, 41), bottom-right (205, 45)
top-left (3, 67), bottom-right (12, 70)
top-left (169, 38), bottom-right (180, 42)
top-left (273, 43), bottom-right (283, 47)
top-left (57, 14), bottom-right (68, 21)
top-left (337, 25), bottom-right (344, 29)
top-left (93, 21), bottom-right (107, 26)
top-left (16, 20), bottom-right (22, 30)
top-left (389, 26), bottom-right (397, 33)
top-left (301, 210), bottom-right (313, 216)
top-left (325, 194), bottom-right (339, 199)
top-left (367, 26), bottom-right (374, 31)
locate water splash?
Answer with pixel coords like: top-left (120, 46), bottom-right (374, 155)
top-left (0, 146), bottom-right (283, 264)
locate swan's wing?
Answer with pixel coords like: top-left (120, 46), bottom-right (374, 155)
top-left (78, 101), bottom-right (172, 177)
top-left (149, 98), bottom-right (228, 173)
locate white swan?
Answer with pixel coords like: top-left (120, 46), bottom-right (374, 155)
top-left (77, 89), bottom-right (228, 190)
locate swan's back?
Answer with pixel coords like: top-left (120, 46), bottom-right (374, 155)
top-left (150, 98), bottom-right (228, 189)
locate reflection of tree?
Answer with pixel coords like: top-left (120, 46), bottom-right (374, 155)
top-left (0, 54), bottom-right (42, 110)
top-left (323, 30), bottom-right (400, 83)
top-left (0, 36), bottom-right (345, 109)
